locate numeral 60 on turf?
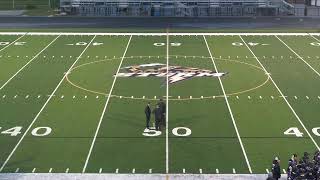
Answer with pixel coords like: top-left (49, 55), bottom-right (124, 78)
top-left (0, 126), bottom-right (51, 137)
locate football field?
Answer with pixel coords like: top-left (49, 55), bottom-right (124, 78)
top-left (0, 32), bottom-right (320, 175)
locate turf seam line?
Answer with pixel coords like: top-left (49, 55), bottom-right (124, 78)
top-left (82, 35), bottom-right (132, 173)
top-left (0, 33), bottom-right (27, 53)
top-left (0, 35), bottom-right (60, 91)
top-left (203, 35), bottom-right (253, 174)
top-left (239, 35), bottom-right (320, 151)
top-left (0, 34), bottom-right (96, 172)
top-left (276, 35), bottom-right (320, 78)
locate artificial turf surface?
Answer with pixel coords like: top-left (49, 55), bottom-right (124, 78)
top-left (0, 32), bottom-right (319, 174)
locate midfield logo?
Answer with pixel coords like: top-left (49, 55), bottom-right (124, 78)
top-left (116, 63), bottom-right (227, 84)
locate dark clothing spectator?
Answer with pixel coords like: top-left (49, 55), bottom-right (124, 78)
top-left (145, 104), bottom-right (151, 129)
top-left (153, 106), bottom-right (162, 131)
top-left (272, 160), bottom-right (281, 180)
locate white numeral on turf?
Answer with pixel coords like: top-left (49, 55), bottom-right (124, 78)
top-left (0, 126), bottom-right (52, 137)
top-left (310, 42), bottom-right (320, 46)
top-left (1, 127), bottom-right (22, 136)
top-left (31, 127), bottom-right (52, 136)
top-left (232, 42), bottom-right (262, 46)
top-left (142, 128), bottom-right (162, 137)
top-left (312, 127), bottom-right (320, 136)
top-left (172, 127), bottom-right (192, 137)
top-left (284, 127), bottom-right (303, 137)
top-left (153, 43), bottom-right (181, 47)
top-left (0, 42), bottom-right (26, 46)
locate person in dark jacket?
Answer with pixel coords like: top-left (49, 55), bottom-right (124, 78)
top-left (145, 102), bottom-right (151, 129)
top-left (157, 99), bottom-right (166, 127)
top-left (153, 105), bottom-right (162, 131)
top-left (272, 157), bottom-right (281, 180)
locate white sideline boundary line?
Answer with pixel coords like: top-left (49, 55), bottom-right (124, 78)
top-left (275, 35), bottom-right (320, 77)
top-left (203, 35), bottom-right (252, 174)
top-left (0, 35), bottom-right (97, 172)
top-left (82, 35), bottom-right (132, 173)
top-left (0, 32), bottom-right (319, 36)
top-left (0, 33), bottom-right (27, 53)
top-left (239, 35), bottom-right (320, 151)
top-left (166, 30), bottom-right (169, 174)
top-left (0, 35), bottom-right (61, 91)
top-left (309, 33), bottom-right (320, 43)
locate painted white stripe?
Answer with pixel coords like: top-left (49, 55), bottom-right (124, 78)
top-left (99, 168), bottom-right (102, 173)
top-left (216, 169), bottom-right (219, 174)
top-left (0, 32), bottom-right (318, 36)
top-left (49, 168), bottom-right (52, 173)
top-left (0, 35), bottom-right (97, 172)
top-left (183, 169), bottom-right (185, 174)
top-left (166, 30), bottom-right (170, 174)
top-left (199, 169), bottom-right (203, 174)
top-left (0, 34), bottom-right (27, 53)
top-left (65, 168), bottom-right (69, 173)
top-left (0, 35), bottom-right (60, 91)
top-left (15, 168), bottom-right (19, 173)
top-left (283, 169), bottom-right (286, 174)
top-left (82, 35), bottom-right (132, 173)
top-left (32, 168), bottom-right (36, 173)
top-left (276, 35), bottom-right (320, 78)
top-left (240, 35), bottom-right (320, 151)
top-left (132, 168), bottom-right (135, 174)
top-left (204, 35), bottom-right (252, 174)
top-left (266, 169), bottom-right (269, 173)
top-left (149, 169), bottom-right (152, 174)
top-left (233, 168), bottom-right (236, 174)
top-left (115, 168), bottom-right (119, 173)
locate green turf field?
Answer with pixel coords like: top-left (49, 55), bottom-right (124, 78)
top-left (0, 32), bottom-right (319, 174)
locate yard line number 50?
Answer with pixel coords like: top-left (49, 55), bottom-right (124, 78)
top-left (143, 127), bottom-right (191, 137)
top-left (0, 126), bottom-right (51, 137)
top-left (284, 127), bottom-right (320, 137)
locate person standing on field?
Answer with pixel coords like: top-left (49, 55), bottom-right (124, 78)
top-left (272, 157), bottom-right (281, 180)
top-left (145, 102), bottom-right (151, 129)
top-left (157, 99), bottom-right (166, 127)
top-left (153, 105), bottom-right (162, 131)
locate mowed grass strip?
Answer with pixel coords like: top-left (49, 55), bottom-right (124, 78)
top-left (168, 35), bottom-right (249, 174)
top-left (230, 35), bottom-right (319, 172)
top-left (86, 36), bottom-right (166, 174)
top-left (0, 35), bottom-right (96, 173)
top-left (1, 35), bottom-right (130, 173)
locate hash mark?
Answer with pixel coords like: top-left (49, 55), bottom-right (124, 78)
top-left (294, 96), bottom-right (298, 99)
top-left (283, 169), bottom-right (286, 174)
top-left (65, 168), bottom-right (69, 173)
top-left (99, 168), bottom-right (102, 173)
top-left (149, 169), bottom-right (152, 173)
top-left (15, 168), bottom-right (19, 173)
top-left (216, 169), bottom-right (219, 174)
top-left (183, 168), bottom-right (185, 174)
top-left (306, 96), bottom-right (309, 99)
top-left (115, 168), bottom-right (119, 173)
top-left (199, 169), bottom-right (202, 174)
top-left (132, 168), bottom-right (135, 174)
top-left (32, 168), bottom-right (36, 173)
top-left (49, 168), bottom-right (52, 173)
top-left (266, 169), bottom-right (269, 173)
top-left (233, 168), bottom-right (236, 174)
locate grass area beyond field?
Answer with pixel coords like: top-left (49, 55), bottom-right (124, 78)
top-left (0, 32), bottom-right (319, 174)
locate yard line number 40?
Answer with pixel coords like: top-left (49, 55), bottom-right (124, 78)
top-left (0, 126), bottom-right (51, 137)
top-left (284, 127), bottom-right (320, 137)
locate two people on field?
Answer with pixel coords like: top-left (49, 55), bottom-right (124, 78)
top-left (145, 99), bottom-right (166, 131)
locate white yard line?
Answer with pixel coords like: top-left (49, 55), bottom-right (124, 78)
top-left (0, 32), bottom-right (319, 36)
top-left (309, 34), bottom-right (320, 42)
top-left (0, 35), bottom-right (61, 91)
top-left (166, 30), bottom-right (169, 174)
top-left (275, 35), bottom-right (320, 77)
top-left (0, 33), bottom-right (27, 53)
top-left (239, 35), bottom-right (320, 151)
top-left (203, 35), bottom-right (252, 174)
top-left (82, 35), bottom-right (132, 173)
top-left (0, 35), bottom-right (97, 172)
